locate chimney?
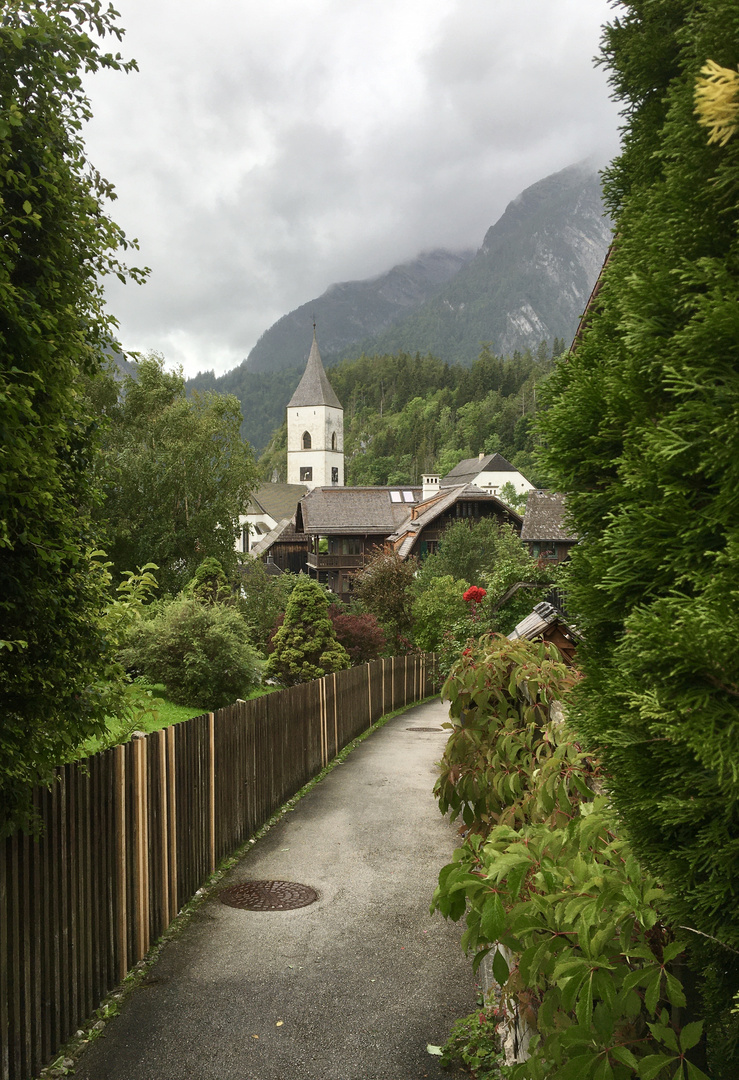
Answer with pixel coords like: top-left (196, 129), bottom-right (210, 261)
top-left (422, 474), bottom-right (440, 500)
top-left (478, 452), bottom-right (485, 461)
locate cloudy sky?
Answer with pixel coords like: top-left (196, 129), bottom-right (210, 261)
top-left (84, 0), bottom-right (622, 379)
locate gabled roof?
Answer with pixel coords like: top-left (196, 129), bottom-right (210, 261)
top-left (440, 452), bottom-right (518, 486)
top-left (287, 330), bottom-right (342, 410)
top-left (250, 517), bottom-right (302, 556)
top-left (387, 484), bottom-right (523, 558)
top-left (296, 486), bottom-right (423, 535)
top-left (521, 490), bottom-right (577, 543)
top-left (247, 483), bottom-right (308, 521)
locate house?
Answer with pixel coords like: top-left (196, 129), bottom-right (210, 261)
top-left (386, 484), bottom-right (522, 560)
top-left (432, 452), bottom-right (535, 499)
top-left (295, 482), bottom-right (522, 599)
top-left (520, 490), bottom-right (577, 563)
top-left (294, 485), bottom-right (422, 598)
top-left (236, 482), bottom-right (308, 554)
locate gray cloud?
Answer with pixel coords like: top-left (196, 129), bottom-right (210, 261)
top-left (84, 0), bottom-right (620, 377)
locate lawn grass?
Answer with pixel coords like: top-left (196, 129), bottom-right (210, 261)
top-left (77, 683), bottom-right (276, 758)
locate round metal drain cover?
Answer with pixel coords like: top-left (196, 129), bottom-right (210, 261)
top-left (219, 880), bottom-right (318, 911)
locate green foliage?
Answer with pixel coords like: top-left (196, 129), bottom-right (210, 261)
top-left (413, 520), bottom-right (551, 648)
top-left (93, 354), bottom-right (258, 594)
top-left (239, 557), bottom-right (297, 650)
top-left (265, 577), bottom-right (350, 686)
top-left (183, 557), bottom-right (231, 604)
top-left (352, 548), bottom-right (418, 650)
top-left (499, 481), bottom-right (529, 514)
top-left (538, 2), bottom-right (739, 1068)
top-left (412, 575), bottom-right (470, 653)
top-left (120, 597), bottom-right (261, 709)
top-left (433, 636), bottom-right (710, 1079)
top-left (439, 1007), bottom-right (505, 1077)
top-left (255, 343), bottom-right (557, 485)
top-left (0, 2), bottom-right (148, 835)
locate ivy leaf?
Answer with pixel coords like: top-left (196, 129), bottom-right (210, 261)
top-left (610, 1044), bottom-right (639, 1069)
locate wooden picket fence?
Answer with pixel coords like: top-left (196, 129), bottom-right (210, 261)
top-left (0, 654), bottom-right (437, 1080)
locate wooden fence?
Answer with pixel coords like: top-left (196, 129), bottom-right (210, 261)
top-left (0, 654), bottom-right (436, 1080)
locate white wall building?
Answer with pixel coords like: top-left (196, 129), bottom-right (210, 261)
top-left (286, 329), bottom-right (344, 489)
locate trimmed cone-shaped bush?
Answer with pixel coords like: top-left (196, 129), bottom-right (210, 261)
top-left (265, 577), bottom-right (350, 686)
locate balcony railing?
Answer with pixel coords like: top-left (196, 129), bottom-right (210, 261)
top-left (306, 552), bottom-right (366, 570)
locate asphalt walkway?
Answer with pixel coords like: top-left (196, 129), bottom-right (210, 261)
top-left (73, 698), bottom-right (476, 1080)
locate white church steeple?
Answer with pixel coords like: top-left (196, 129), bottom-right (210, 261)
top-left (286, 327), bottom-right (344, 488)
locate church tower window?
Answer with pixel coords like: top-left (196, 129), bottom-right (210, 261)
top-left (302, 431), bottom-right (312, 449)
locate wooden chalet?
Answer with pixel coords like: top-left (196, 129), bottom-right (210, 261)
top-left (520, 490), bottom-right (577, 563)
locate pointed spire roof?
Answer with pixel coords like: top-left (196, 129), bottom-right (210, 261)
top-left (287, 329), bottom-right (342, 410)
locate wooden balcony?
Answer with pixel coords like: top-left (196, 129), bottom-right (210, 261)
top-left (306, 552), bottom-right (366, 570)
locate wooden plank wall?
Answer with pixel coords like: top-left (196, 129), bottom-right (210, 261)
top-left (0, 653), bottom-right (437, 1080)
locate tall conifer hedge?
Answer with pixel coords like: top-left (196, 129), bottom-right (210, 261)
top-left (540, 1), bottom-right (739, 1069)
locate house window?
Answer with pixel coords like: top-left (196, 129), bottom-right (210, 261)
top-left (300, 467), bottom-right (313, 482)
top-left (302, 431), bottom-right (312, 449)
top-left (331, 467), bottom-right (339, 484)
top-left (331, 432), bottom-right (337, 451)
top-left (341, 538), bottom-right (362, 556)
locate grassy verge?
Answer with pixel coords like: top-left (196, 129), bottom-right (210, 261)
top-left (77, 683), bottom-right (277, 758)
top-left (39, 695), bottom-right (438, 1078)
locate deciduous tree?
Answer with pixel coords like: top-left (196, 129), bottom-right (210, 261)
top-left (0, 2), bottom-right (146, 833)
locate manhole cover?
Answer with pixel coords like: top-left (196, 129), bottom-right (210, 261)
top-left (406, 727), bottom-right (445, 732)
top-left (219, 880), bottom-right (318, 911)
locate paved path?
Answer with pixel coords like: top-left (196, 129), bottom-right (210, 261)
top-left (73, 699), bottom-right (475, 1080)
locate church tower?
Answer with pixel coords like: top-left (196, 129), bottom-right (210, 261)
top-left (286, 328), bottom-right (344, 489)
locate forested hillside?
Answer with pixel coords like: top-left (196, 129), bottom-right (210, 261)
top-left (257, 340), bottom-right (564, 486)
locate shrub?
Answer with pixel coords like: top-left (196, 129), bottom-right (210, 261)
top-left (433, 635), bottom-right (709, 1078)
top-left (265, 577), bottom-right (350, 686)
top-left (120, 598), bottom-right (261, 708)
top-left (327, 605), bottom-right (387, 664)
top-left (411, 574), bottom-right (471, 653)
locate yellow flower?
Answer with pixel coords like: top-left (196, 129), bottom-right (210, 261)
top-left (695, 59), bottom-right (739, 146)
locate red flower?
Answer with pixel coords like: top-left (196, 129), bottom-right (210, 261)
top-left (463, 585), bottom-right (487, 604)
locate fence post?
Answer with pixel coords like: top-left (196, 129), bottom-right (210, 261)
top-left (156, 731), bottom-right (170, 932)
top-left (166, 726), bottom-right (178, 921)
top-left (208, 714), bottom-right (216, 876)
top-left (114, 746), bottom-right (127, 983)
top-left (132, 738), bottom-right (150, 963)
top-left (332, 672), bottom-right (339, 756)
top-left (367, 664), bottom-right (372, 729)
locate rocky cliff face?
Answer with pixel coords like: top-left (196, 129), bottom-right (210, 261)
top-left (245, 248), bottom-right (474, 373)
top-left (349, 162), bottom-right (612, 364)
top-left (242, 161), bottom-right (611, 375)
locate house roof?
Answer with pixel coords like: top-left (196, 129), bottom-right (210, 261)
top-left (248, 483), bottom-right (308, 521)
top-left (520, 490), bottom-right (577, 543)
top-left (296, 486), bottom-right (423, 535)
top-left (249, 517), bottom-right (295, 556)
top-left (387, 484), bottom-right (523, 559)
top-left (508, 601), bottom-right (581, 644)
top-left (440, 452), bottom-right (518, 486)
top-left (287, 330), bottom-right (342, 410)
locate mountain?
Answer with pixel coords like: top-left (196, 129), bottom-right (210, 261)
top-left (343, 161), bottom-right (611, 365)
top-left (186, 161), bottom-right (612, 451)
top-left (244, 248), bottom-right (474, 373)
